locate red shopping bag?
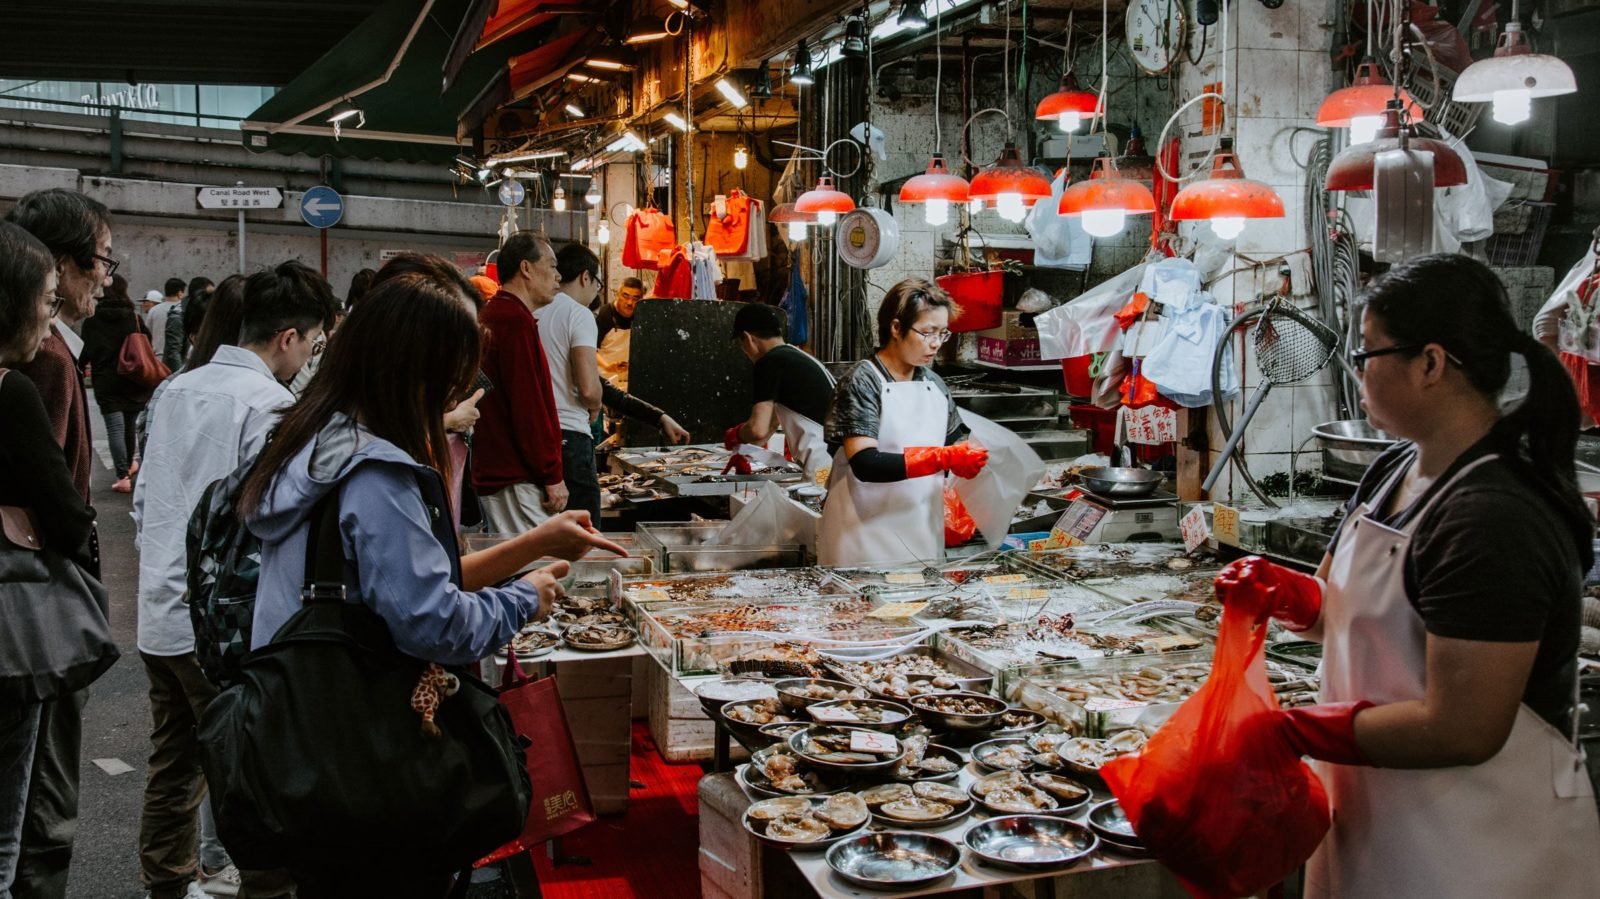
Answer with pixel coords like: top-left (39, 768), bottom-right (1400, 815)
top-left (943, 486), bottom-right (976, 547)
top-left (475, 660), bottom-right (596, 866)
top-left (1100, 588), bottom-right (1331, 899)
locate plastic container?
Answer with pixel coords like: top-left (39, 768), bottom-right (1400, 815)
top-left (1062, 356), bottom-right (1095, 397)
top-left (938, 271), bottom-right (1004, 332)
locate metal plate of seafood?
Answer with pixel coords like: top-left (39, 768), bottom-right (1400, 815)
top-left (773, 678), bottom-right (872, 712)
top-left (742, 746), bottom-right (856, 797)
top-left (560, 623), bottom-right (636, 652)
top-left (805, 699), bottom-right (912, 732)
top-left (885, 735), bottom-right (964, 783)
top-left (719, 698), bottom-right (800, 748)
top-left (907, 692), bottom-right (1008, 732)
top-left (1087, 799), bottom-right (1142, 844)
top-left (789, 726), bottom-right (905, 773)
top-left (743, 793), bottom-right (871, 851)
top-left (965, 815), bottom-right (1100, 872)
top-left (970, 738), bottom-right (1038, 773)
top-left (825, 832), bottom-right (962, 890)
top-left (821, 646), bottom-right (993, 700)
top-left (967, 770), bottom-right (1092, 817)
top-left (1030, 731), bottom-right (1149, 778)
top-left (863, 781), bottom-right (974, 829)
top-left (507, 629), bottom-right (557, 659)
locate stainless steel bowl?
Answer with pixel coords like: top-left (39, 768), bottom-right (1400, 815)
top-left (989, 709), bottom-right (1048, 737)
top-left (742, 796), bottom-right (871, 851)
top-left (773, 678), bottom-right (871, 713)
top-left (825, 832), bottom-right (962, 890)
top-left (1312, 419), bottom-right (1396, 483)
top-left (1078, 466), bottom-right (1165, 498)
top-left (719, 699), bottom-right (797, 749)
top-left (1086, 799), bottom-right (1142, 845)
top-left (907, 692), bottom-right (1008, 732)
top-left (789, 726), bottom-right (907, 773)
top-left (693, 678), bottom-right (778, 721)
top-left (965, 815), bottom-right (1099, 871)
top-left (806, 698), bottom-right (913, 733)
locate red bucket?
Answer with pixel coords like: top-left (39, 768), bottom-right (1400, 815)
top-left (1062, 355), bottom-right (1094, 397)
top-left (937, 270), bottom-right (1003, 332)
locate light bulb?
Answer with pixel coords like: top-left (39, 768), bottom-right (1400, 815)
top-left (553, 187), bottom-right (566, 212)
top-left (968, 198), bottom-right (985, 214)
top-left (817, 209), bottom-right (837, 226)
top-left (1058, 111), bottom-right (1081, 132)
top-left (733, 147), bottom-right (748, 170)
top-left (1210, 216), bottom-right (1245, 240)
top-left (584, 183), bottom-right (601, 205)
top-left (924, 198), bottom-right (949, 226)
top-left (787, 220), bottom-right (807, 241)
top-left (1491, 89), bottom-right (1532, 125)
top-left (1349, 115), bottom-right (1383, 145)
top-left (597, 221), bottom-right (611, 245)
top-left (997, 192), bottom-right (1026, 222)
top-left (1081, 208), bottom-right (1126, 237)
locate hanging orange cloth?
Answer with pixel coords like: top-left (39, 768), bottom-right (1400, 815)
top-left (704, 190), bottom-right (753, 257)
top-left (623, 206), bottom-right (677, 270)
top-left (651, 246), bottom-right (692, 299)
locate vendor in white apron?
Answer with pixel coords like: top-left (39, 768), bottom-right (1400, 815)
top-left (1216, 254), bottom-right (1600, 898)
top-left (816, 279), bottom-right (989, 568)
top-left (595, 277), bottom-right (643, 390)
top-left (723, 303), bottom-right (837, 483)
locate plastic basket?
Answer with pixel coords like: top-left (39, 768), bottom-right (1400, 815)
top-left (1486, 202), bottom-right (1554, 266)
top-left (1398, 62), bottom-right (1484, 139)
top-left (938, 270), bottom-right (1004, 332)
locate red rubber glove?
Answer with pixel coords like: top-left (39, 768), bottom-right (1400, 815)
top-left (903, 443), bottom-right (990, 480)
top-left (1214, 556), bottom-right (1324, 631)
top-left (1273, 701), bottom-right (1375, 766)
top-left (721, 453), bottom-right (752, 476)
top-left (723, 425), bottom-right (743, 450)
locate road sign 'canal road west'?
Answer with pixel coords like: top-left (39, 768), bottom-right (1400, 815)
top-left (299, 186), bottom-right (345, 229)
top-left (196, 186), bottom-right (282, 209)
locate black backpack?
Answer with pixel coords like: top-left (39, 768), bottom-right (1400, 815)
top-left (185, 458), bottom-right (262, 688)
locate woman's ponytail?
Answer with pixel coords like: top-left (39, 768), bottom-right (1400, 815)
top-left (1502, 333), bottom-right (1594, 570)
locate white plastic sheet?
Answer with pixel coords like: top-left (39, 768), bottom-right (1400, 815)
top-left (1034, 263), bottom-right (1148, 360)
top-left (953, 410), bottom-right (1046, 551)
top-left (716, 481), bottom-right (818, 549)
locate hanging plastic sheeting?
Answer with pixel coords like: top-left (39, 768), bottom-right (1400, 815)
top-left (1026, 171), bottom-right (1093, 270)
top-left (716, 481), bottom-right (819, 551)
top-left (1434, 141), bottom-right (1514, 253)
top-left (953, 410), bottom-right (1046, 551)
top-left (1035, 262), bottom-right (1149, 360)
top-left (1136, 259), bottom-right (1239, 407)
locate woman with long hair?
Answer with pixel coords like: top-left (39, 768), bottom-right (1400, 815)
top-left (80, 272), bottom-right (150, 491)
top-left (817, 278), bottom-right (988, 566)
top-left (1218, 253), bottom-right (1600, 896)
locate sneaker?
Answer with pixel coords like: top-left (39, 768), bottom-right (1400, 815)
top-left (197, 865), bottom-right (241, 898)
top-left (111, 477), bottom-right (133, 494)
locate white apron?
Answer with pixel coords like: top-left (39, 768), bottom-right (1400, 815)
top-left (596, 326), bottom-right (631, 391)
top-left (816, 362), bottom-right (947, 567)
top-left (771, 351), bottom-right (836, 485)
top-left (1309, 452), bottom-right (1600, 898)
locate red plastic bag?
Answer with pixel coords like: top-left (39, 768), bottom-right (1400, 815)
top-left (1100, 591), bottom-right (1331, 898)
top-left (943, 486), bottom-right (976, 547)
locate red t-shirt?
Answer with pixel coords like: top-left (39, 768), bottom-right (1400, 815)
top-left (472, 291), bottom-right (565, 491)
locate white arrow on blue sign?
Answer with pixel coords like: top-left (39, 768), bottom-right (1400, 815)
top-left (299, 186), bottom-right (344, 229)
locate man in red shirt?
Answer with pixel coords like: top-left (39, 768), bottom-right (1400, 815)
top-left (473, 231), bottom-right (569, 531)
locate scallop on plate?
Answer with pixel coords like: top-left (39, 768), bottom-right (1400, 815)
top-left (743, 794), bottom-right (870, 851)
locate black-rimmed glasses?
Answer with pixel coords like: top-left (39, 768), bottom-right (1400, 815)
top-left (910, 326), bottom-right (952, 346)
top-left (90, 252), bottom-right (119, 279)
top-left (1351, 343), bottom-right (1464, 372)
top-left (45, 293), bottom-right (64, 316)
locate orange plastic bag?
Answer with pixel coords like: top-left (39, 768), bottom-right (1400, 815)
top-left (1100, 590), bottom-right (1331, 899)
top-left (943, 487), bottom-right (976, 547)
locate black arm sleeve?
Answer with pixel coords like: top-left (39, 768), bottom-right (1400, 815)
top-left (0, 373), bottom-right (96, 569)
top-left (602, 379), bottom-right (667, 426)
top-left (847, 447), bottom-right (908, 483)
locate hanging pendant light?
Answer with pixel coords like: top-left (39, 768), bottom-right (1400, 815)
top-left (794, 175), bottom-right (855, 226)
top-left (597, 220), bottom-right (611, 245)
top-left (899, 155), bottom-right (970, 226)
top-left (1316, 60), bottom-right (1423, 144)
top-left (969, 142), bottom-right (1052, 222)
top-left (733, 145), bottom-right (749, 169)
top-left (769, 203), bottom-right (814, 241)
top-left (898, 0), bottom-right (929, 31)
top-left (552, 185), bottom-right (567, 211)
top-left (1058, 156), bottom-right (1156, 237)
top-left (790, 40), bottom-right (815, 87)
top-left (1168, 138), bottom-right (1285, 240)
top-left (1454, 19), bottom-right (1576, 125)
top-left (750, 61), bottom-right (774, 99)
top-left (842, 16), bottom-right (867, 59)
top-left (584, 181), bottom-right (602, 206)
top-left (1035, 72), bottom-right (1104, 133)
top-left (1324, 99), bottom-right (1468, 191)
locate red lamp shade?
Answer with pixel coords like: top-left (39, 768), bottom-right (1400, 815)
top-left (1058, 157), bottom-right (1156, 215)
top-left (1168, 139), bottom-right (1286, 223)
top-left (1315, 61), bottom-right (1422, 129)
top-left (1035, 73), bottom-right (1103, 126)
top-left (794, 176), bottom-right (856, 216)
top-left (768, 202), bottom-right (815, 223)
top-left (899, 154), bottom-right (970, 203)
top-left (1324, 102), bottom-right (1468, 191)
top-left (968, 142), bottom-right (1053, 205)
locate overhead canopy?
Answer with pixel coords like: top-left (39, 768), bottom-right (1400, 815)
top-left (0, 1), bottom-right (386, 86)
top-left (241, 0), bottom-right (549, 163)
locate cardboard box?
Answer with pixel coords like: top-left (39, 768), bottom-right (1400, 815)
top-left (977, 335), bottom-right (1043, 367)
top-left (976, 309), bottom-right (1038, 342)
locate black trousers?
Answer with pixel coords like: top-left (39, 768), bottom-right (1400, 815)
top-left (560, 429), bottom-right (601, 525)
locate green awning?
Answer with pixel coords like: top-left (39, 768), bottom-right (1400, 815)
top-left (241, 0), bottom-right (547, 164)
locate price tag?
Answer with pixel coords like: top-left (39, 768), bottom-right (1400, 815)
top-left (1180, 506), bottom-right (1211, 552)
top-left (1212, 503), bottom-right (1241, 547)
top-left (980, 574), bottom-right (1029, 585)
top-left (1027, 537), bottom-right (1055, 552)
top-left (869, 602), bottom-right (927, 620)
top-left (885, 572), bottom-right (926, 584)
top-left (1050, 499), bottom-right (1108, 546)
top-left (1083, 698), bottom-right (1150, 712)
top-left (1006, 587), bottom-right (1049, 600)
top-left (1125, 405), bottom-right (1179, 444)
top-left (850, 731), bottom-right (899, 755)
top-left (811, 706), bottom-right (861, 723)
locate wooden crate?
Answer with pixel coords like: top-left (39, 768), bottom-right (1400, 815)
top-left (699, 773), bottom-right (764, 899)
top-left (551, 657), bottom-right (634, 815)
top-left (646, 664), bottom-right (750, 764)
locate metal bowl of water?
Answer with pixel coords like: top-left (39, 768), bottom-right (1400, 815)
top-left (1312, 420), bottom-right (1396, 483)
top-left (965, 815), bottom-right (1099, 871)
top-left (1078, 467), bottom-right (1164, 498)
top-left (825, 831), bottom-right (962, 890)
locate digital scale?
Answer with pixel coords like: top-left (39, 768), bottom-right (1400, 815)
top-left (1049, 489), bottom-right (1182, 544)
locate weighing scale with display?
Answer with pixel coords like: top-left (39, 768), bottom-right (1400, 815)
top-left (1049, 489), bottom-right (1182, 544)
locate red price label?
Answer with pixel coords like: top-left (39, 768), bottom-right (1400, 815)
top-left (850, 731), bottom-right (899, 755)
top-left (1180, 505), bottom-right (1210, 552)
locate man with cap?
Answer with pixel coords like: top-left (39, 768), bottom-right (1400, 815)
top-left (723, 303), bottom-right (836, 482)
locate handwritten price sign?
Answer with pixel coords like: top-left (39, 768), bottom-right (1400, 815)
top-left (1180, 505), bottom-right (1211, 552)
top-left (1125, 405), bottom-right (1178, 444)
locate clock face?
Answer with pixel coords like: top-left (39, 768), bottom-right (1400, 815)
top-left (1126, 0), bottom-right (1185, 75)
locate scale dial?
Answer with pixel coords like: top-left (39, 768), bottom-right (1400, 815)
top-left (1126, 0), bottom-right (1186, 75)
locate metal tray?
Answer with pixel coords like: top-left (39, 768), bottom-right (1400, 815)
top-left (1014, 429), bottom-right (1092, 463)
top-left (819, 645), bottom-right (995, 700)
top-left (635, 522), bottom-right (807, 573)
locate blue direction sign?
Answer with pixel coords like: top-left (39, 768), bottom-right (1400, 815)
top-left (498, 178), bottom-right (526, 207)
top-left (299, 186), bottom-right (344, 229)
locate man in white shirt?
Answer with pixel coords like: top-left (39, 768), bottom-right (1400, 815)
top-left (132, 260), bottom-right (335, 899)
top-left (145, 278), bottom-right (184, 359)
top-left (533, 243), bottom-right (604, 522)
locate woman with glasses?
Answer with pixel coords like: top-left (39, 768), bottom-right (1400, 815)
top-left (1217, 254), bottom-right (1600, 897)
top-left (818, 278), bottom-right (989, 567)
top-left (81, 274), bottom-right (153, 493)
top-left (0, 221), bottom-right (104, 898)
